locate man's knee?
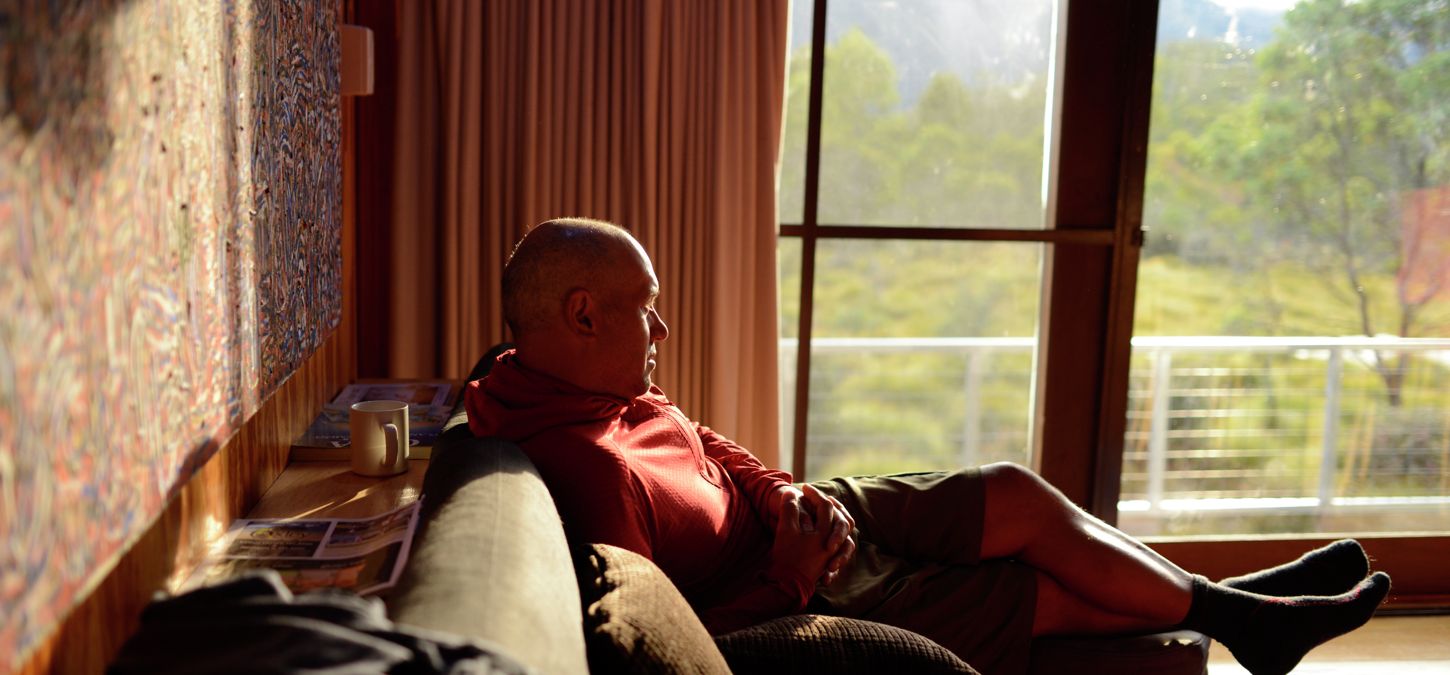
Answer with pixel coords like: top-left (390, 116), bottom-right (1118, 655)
top-left (982, 462), bottom-right (1069, 528)
top-left (981, 461), bottom-right (1047, 497)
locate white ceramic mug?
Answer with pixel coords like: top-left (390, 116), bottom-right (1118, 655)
top-left (350, 400), bottom-right (410, 477)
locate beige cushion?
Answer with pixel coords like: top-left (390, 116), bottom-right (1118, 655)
top-left (390, 438), bottom-right (590, 675)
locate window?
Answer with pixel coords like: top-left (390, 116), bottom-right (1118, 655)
top-left (781, 0), bottom-right (1450, 604)
top-left (1123, 0), bottom-right (1450, 538)
top-left (781, 239), bottom-right (1043, 478)
top-left (779, 0), bottom-right (1062, 478)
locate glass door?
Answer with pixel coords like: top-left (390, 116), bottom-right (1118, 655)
top-left (1122, 0), bottom-right (1450, 590)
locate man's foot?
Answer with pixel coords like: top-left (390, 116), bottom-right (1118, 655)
top-left (1219, 539), bottom-right (1370, 597)
top-left (1182, 572), bottom-right (1391, 675)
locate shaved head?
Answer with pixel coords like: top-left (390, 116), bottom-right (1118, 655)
top-left (502, 217), bottom-right (669, 398)
top-left (503, 218), bottom-right (642, 339)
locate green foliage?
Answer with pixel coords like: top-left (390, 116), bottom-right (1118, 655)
top-left (1173, 0), bottom-right (1450, 342)
top-left (1135, 256), bottom-right (1450, 336)
top-left (1143, 40), bottom-right (1258, 262)
top-left (779, 28), bottom-right (1046, 228)
top-left (780, 239), bottom-right (1041, 339)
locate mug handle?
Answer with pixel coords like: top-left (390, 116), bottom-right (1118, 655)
top-left (383, 422), bottom-right (403, 467)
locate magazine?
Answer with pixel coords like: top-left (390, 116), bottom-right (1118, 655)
top-left (186, 501), bottom-right (421, 596)
top-left (294, 381), bottom-right (457, 449)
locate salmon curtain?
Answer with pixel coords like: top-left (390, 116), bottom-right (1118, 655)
top-left (355, 0), bottom-right (789, 465)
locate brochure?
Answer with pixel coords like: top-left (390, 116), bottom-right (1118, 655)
top-left (186, 501), bottom-right (421, 596)
top-left (294, 381), bottom-right (457, 449)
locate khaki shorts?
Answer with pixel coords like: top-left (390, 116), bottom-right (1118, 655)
top-left (807, 469), bottom-right (1037, 675)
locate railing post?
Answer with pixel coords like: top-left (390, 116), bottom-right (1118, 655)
top-left (961, 350), bottom-right (985, 467)
top-left (1318, 347), bottom-right (1343, 508)
top-left (1148, 349), bottom-right (1172, 510)
top-left (779, 341), bottom-right (798, 476)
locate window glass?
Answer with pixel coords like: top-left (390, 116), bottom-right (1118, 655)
top-left (799, 240), bottom-right (1042, 479)
top-left (1123, 0), bottom-right (1450, 536)
top-left (779, 0), bottom-right (1056, 229)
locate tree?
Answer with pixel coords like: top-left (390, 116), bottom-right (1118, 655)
top-left (1141, 39), bottom-right (1259, 263)
top-left (779, 28), bottom-right (905, 225)
top-left (779, 28), bottom-right (1046, 229)
top-left (1203, 0), bottom-right (1450, 404)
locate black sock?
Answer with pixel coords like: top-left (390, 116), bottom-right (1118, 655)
top-left (1219, 539), bottom-right (1370, 597)
top-left (1179, 572), bottom-right (1390, 675)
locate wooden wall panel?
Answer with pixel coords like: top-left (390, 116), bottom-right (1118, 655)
top-left (16, 332), bottom-right (352, 674)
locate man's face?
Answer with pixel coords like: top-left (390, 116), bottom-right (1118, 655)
top-left (595, 240), bottom-right (669, 399)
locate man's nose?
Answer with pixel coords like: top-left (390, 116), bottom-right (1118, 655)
top-left (650, 310), bottom-right (669, 342)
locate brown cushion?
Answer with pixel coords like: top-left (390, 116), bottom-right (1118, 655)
top-left (573, 543), bottom-right (732, 675)
top-left (715, 614), bottom-right (980, 674)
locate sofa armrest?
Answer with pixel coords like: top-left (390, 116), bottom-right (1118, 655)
top-left (388, 434), bottom-right (589, 675)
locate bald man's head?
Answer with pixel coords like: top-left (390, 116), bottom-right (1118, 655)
top-left (502, 218), bottom-right (670, 398)
top-left (502, 218), bottom-right (640, 339)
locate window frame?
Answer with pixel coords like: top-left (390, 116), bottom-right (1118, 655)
top-left (783, 0), bottom-right (1135, 503)
top-left (783, 0), bottom-right (1449, 608)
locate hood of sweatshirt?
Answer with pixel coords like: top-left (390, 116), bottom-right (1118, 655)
top-left (465, 350), bottom-right (635, 441)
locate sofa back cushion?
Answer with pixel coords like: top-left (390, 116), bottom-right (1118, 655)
top-left (390, 437), bottom-right (590, 675)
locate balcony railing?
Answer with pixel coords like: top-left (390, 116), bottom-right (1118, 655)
top-left (780, 336), bottom-right (1450, 533)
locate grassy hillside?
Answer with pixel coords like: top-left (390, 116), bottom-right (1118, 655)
top-left (1135, 255), bottom-right (1450, 338)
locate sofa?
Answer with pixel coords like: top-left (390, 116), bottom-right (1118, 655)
top-left (385, 367), bottom-right (1211, 674)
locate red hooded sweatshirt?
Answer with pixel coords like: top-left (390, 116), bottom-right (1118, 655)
top-left (464, 350), bottom-right (812, 632)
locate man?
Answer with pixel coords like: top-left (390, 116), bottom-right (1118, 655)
top-left (465, 218), bottom-right (1389, 675)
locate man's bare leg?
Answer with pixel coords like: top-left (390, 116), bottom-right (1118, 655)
top-left (976, 462), bottom-right (1391, 675)
top-left (978, 462), bottom-right (1193, 627)
top-left (1031, 573), bottom-right (1166, 637)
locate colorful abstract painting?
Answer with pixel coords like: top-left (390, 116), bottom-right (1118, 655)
top-left (0, 0), bottom-right (341, 665)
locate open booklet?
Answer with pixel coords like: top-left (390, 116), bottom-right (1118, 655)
top-left (185, 501), bottom-right (421, 596)
top-left (294, 381), bottom-right (457, 449)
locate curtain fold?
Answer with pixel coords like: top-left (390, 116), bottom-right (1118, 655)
top-left (361, 0), bottom-right (789, 466)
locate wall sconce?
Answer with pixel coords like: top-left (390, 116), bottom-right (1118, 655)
top-left (340, 24), bottom-right (374, 96)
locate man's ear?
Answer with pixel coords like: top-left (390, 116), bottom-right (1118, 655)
top-left (563, 288), bottom-right (598, 337)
